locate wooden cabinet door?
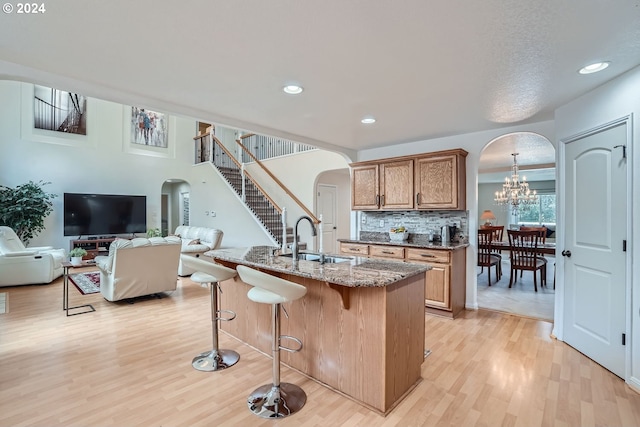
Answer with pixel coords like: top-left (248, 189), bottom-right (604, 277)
top-left (415, 154), bottom-right (465, 210)
top-left (424, 263), bottom-right (450, 309)
top-left (379, 160), bottom-right (414, 209)
top-left (351, 164), bottom-right (380, 210)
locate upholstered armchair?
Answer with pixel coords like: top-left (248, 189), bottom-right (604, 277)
top-left (95, 236), bottom-right (181, 302)
top-left (0, 226), bottom-right (65, 287)
top-left (174, 226), bottom-right (224, 276)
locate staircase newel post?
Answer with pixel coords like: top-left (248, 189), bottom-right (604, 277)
top-left (318, 214), bottom-right (324, 253)
top-left (281, 207), bottom-right (287, 254)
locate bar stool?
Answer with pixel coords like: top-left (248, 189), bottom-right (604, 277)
top-left (180, 254), bottom-right (239, 372)
top-left (236, 265), bottom-right (307, 419)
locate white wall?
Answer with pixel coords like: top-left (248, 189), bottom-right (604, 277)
top-left (244, 150), bottom-right (351, 249)
top-left (0, 80), bottom-right (274, 250)
top-left (554, 65), bottom-right (640, 390)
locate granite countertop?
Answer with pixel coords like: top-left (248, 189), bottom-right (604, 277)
top-left (204, 246), bottom-right (430, 288)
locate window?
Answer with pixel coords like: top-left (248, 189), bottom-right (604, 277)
top-left (518, 194), bottom-right (556, 225)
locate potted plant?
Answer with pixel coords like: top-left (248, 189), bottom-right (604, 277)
top-left (0, 180), bottom-right (57, 246)
top-left (69, 247), bottom-right (87, 266)
top-left (147, 228), bottom-right (161, 238)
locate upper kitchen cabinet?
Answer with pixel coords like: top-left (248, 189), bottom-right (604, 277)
top-left (351, 149), bottom-right (467, 211)
top-left (414, 149), bottom-right (467, 210)
top-left (351, 159), bottom-right (414, 210)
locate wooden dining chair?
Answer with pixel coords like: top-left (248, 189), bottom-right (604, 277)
top-left (477, 229), bottom-right (501, 285)
top-left (518, 226), bottom-right (552, 288)
top-left (480, 225), bottom-right (504, 277)
top-left (518, 226), bottom-right (547, 243)
top-left (507, 229), bottom-right (547, 292)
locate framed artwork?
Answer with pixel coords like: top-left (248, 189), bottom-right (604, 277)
top-left (122, 106), bottom-right (175, 158)
top-left (131, 107), bottom-right (168, 148)
top-left (21, 83), bottom-right (94, 148)
top-left (33, 85), bottom-right (87, 135)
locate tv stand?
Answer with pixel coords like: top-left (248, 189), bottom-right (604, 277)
top-left (70, 238), bottom-right (116, 260)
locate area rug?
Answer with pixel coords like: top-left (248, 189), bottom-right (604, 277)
top-left (69, 272), bottom-right (101, 295)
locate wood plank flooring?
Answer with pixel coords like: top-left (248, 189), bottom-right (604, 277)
top-left (477, 257), bottom-right (556, 321)
top-left (1, 275), bottom-right (639, 426)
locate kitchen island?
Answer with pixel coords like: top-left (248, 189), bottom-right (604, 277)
top-left (203, 246), bottom-right (429, 415)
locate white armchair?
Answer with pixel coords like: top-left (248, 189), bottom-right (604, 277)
top-left (174, 226), bottom-right (224, 276)
top-left (95, 236), bottom-right (181, 302)
top-left (0, 226), bottom-right (65, 287)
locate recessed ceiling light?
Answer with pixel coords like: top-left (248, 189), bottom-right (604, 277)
top-left (283, 84), bottom-right (303, 95)
top-left (361, 116), bottom-right (376, 124)
top-left (579, 62), bottom-right (610, 74)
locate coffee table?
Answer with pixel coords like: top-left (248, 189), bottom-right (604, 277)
top-left (62, 260), bottom-right (98, 316)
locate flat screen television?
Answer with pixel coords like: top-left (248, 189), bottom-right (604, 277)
top-left (64, 193), bottom-right (147, 237)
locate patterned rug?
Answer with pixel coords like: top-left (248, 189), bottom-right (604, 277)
top-left (69, 272), bottom-right (101, 295)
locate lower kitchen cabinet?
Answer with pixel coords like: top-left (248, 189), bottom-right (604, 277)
top-left (340, 242), bottom-right (467, 318)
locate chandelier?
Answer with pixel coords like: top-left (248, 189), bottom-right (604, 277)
top-left (494, 153), bottom-right (538, 214)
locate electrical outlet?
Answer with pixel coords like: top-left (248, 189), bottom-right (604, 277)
top-left (205, 211), bottom-right (209, 216)
top-left (211, 211), bottom-right (216, 217)
top-left (379, 219), bottom-right (385, 227)
top-left (361, 215), bottom-right (366, 224)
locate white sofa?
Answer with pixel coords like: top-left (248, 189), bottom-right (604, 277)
top-left (95, 236), bottom-right (181, 302)
top-left (0, 226), bottom-right (65, 287)
top-left (174, 226), bottom-right (224, 276)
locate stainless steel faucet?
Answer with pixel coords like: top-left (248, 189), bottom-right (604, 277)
top-left (292, 215), bottom-right (317, 263)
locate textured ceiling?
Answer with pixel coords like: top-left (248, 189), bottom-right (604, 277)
top-left (1, 1), bottom-right (639, 161)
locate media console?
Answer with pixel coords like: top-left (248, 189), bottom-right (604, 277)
top-left (70, 238), bottom-right (116, 260)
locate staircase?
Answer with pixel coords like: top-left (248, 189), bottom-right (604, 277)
top-left (216, 167), bottom-right (304, 249)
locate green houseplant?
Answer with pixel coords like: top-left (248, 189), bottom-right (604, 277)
top-left (147, 228), bottom-right (161, 238)
top-left (0, 180), bottom-right (57, 246)
top-left (69, 247), bottom-right (88, 265)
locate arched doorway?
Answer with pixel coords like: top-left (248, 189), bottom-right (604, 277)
top-left (476, 132), bottom-right (556, 321)
top-left (161, 179), bottom-right (191, 236)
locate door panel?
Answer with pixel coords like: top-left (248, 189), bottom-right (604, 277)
top-left (317, 184), bottom-right (337, 253)
top-left (563, 122), bottom-right (626, 378)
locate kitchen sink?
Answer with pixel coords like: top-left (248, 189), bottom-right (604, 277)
top-left (279, 252), bottom-right (352, 264)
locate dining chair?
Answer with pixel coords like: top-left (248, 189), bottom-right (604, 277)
top-left (518, 226), bottom-right (552, 288)
top-left (480, 225), bottom-right (504, 277)
top-left (507, 229), bottom-right (547, 292)
top-left (477, 229), bottom-right (501, 285)
top-left (518, 226), bottom-right (547, 244)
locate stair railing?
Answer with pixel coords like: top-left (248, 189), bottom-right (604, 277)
top-left (203, 134), bottom-right (295, 251)
top-left (235, 138), bottom-right (320, 225)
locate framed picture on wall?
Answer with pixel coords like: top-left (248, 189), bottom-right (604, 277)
top-left (130, 107), bottom-right (168, 148)
top-left (122, 106), bottom-right (175, 158)
top-left (33, 85), bottom-right (87, 135)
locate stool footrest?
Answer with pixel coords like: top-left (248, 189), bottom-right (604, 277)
top-left (279, 335), bottom-right (303, 353)
top-left (216, 309), bottom-right (237, 322)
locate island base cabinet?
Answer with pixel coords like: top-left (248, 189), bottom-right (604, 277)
top-left (215, 260), bottom-right (425, 415)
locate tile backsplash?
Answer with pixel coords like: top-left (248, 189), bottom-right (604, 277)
top-left (358, 210), bottom-right (469, 240)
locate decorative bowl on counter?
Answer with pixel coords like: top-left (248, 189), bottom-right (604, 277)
top-left (389, 230), bottom-right (409, 242)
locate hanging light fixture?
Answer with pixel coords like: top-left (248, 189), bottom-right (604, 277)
top-left (494, 153), bottom-right (538, 214)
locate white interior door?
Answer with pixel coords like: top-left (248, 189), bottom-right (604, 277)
top-left (563, 121), bottom-right (627, 378)
top-left (317, 184), bottom-right (337, 253)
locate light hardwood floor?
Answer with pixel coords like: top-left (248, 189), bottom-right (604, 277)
top-left (477, 257), bottom-right (556, 321)
top-left (1, 274), bottom-right (639, 427)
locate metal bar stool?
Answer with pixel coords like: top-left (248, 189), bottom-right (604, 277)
top-left (181, 255), bottom-right (239, 371)
top-left (236, 265), bottom-right (307, 419)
